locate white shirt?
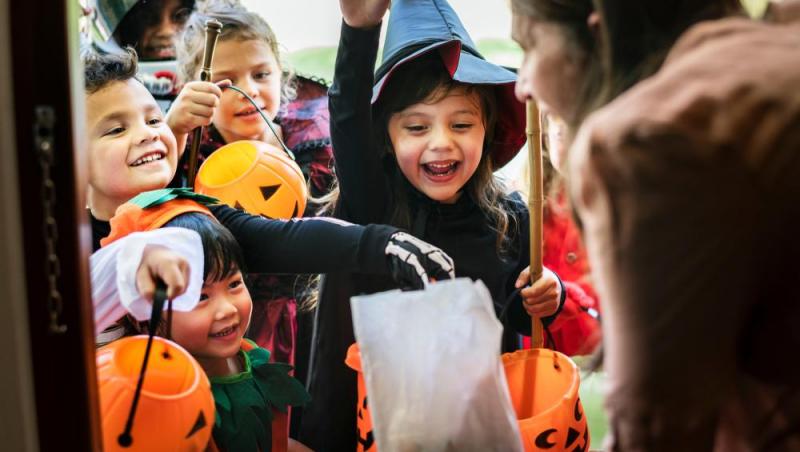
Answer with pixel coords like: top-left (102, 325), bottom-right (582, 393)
top-left (90, 228), bottom-right (204, 339)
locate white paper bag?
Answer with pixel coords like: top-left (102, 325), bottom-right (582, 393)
top-left (350, 278), bottom-right (523, 452)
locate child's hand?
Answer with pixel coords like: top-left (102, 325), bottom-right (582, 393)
top-left (385, 231), bottom-right (455, 290)
top-left (166, 80), bottom-right (229, 154)
top-left (340, 0), bottom-right (391, 28)
top-left (136, 245), bottom-right (191, 301)
top-left (515, 266), bottom-right (562, 318)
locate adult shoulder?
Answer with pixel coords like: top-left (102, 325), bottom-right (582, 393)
top-left (570, 16), bottom-right (800, 199)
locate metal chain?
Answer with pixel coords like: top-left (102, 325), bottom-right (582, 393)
top-left (35, 106), bottom-right (67, 334)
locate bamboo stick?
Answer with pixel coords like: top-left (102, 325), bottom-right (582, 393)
top-left (526, 99), bottom-right (545, 348)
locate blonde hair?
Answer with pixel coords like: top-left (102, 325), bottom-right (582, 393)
top-left (176, 0), bottom-right (296, 104)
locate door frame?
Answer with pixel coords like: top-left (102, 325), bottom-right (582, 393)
top-left (6, 0), bottom-right (100, 449)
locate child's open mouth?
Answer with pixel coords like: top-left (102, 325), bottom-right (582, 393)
top-left (209, 324), bottom-right (238, 339)
top-left (422, 161), bottom-right (459, 180)
top-left (130, 151), bottom-right (166, 167)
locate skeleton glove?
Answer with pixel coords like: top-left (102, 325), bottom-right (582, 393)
top-left (385, 232), bottom-right (455, 290)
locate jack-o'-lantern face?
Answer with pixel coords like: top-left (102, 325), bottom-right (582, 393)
top-left (195, 140), bottom-right (307, 219)
top-left (357, 394), bottom-right (376, 451)
top-left (97, 336), bottom-right (215, 451)
top-left (346, 343), bottom-right (377, 452)
top-left (502, 348), bottom-right (590, 452)
top-left (532, 398), bottom-right (589, 451)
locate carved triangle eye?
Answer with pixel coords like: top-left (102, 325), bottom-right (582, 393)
top-left (260, 184), bottom-right (281, 201)
top-left (186, 411), bottom-right (207, 438)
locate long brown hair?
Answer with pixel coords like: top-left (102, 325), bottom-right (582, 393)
top-left (594, 0), bottom-right (742, 103)
top-left (510, 0), bottom-right (604, 128)
top-left (511, 0), bottom-right (743, 126)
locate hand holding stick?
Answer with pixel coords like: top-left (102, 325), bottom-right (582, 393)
top-left (526, 99), bottom-right (545, 348)
top-left (186, 19), bottom-right (223, 187)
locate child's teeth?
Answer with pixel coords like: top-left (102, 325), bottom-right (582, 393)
top-left (212, 325), bottom-right (236, 337)
top-left (133, 154), bottom-right (163, 166)
top-left (425, 162), bottom-right (456, 175)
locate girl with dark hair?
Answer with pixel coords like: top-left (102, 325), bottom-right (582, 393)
top-left (512, 0), bottom-right (800, 449)
top-left (112, 0), bottom-right (195, 61)
top-left (101, 196), bottom-right (312, 451)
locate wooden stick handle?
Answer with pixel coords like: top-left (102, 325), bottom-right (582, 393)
top-left (186, 19), bottom-right (223, 188)
top-left (526, 99), bottom-right (545, 348)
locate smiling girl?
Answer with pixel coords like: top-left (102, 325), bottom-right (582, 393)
top-left (102, 197), bottom-right (312, 451)
top-left (299, 0), bottom-right (567, 448)
top-left (169, 1), bottom-right (335, 201)
top-left (165, 1), bottom-right (340, 380)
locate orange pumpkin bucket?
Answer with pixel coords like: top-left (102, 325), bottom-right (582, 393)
top-left (97, 336), bottom-right (215, 451)
top-left (345, 343), bottom-right (377, 452)
top-left (501, 99), bottom-right (589, 451)
top-left (195, 140), bottom-right (308, 219)
top-left (502, 348), bottom-right (589, 451)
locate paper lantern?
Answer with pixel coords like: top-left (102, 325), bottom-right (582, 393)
top-left (195, 140), bottom-right (308, 219)
top-left (502, 348), bottom-right (590, 451)
top-left (97, 336), bottom-right (215, 451)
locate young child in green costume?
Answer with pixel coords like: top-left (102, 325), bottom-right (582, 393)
top-left (102, 190), bottom-right (311, 452)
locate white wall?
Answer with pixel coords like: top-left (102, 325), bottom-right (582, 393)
top-left (241, 0), bottom-right (514, 53)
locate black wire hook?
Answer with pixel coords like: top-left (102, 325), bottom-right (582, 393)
top-left (223, 84), bottom-right (296, 161)
top-left (117, 279), bottom-right (169, 448)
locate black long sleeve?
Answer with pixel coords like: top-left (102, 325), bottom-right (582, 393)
top-left (210, 204), bottom-right (397, 275)
top-left (329, 22), bottom-right (388, 225)
top-left (302, 21), bottom-right (548, 452)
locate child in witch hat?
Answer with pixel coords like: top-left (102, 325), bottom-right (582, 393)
top-left (300, 0), bottom-right (566, 449)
